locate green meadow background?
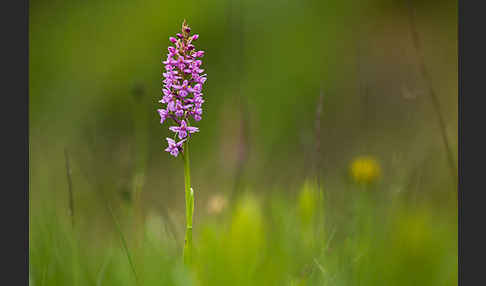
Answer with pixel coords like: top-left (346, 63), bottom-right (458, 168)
top-left (29, 0), bottom-right (457, 285)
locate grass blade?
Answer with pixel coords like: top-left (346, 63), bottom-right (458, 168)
top-left (64, 148), bottom-right (75, 227)
top-left (107, 203), bottom-right (139, 285)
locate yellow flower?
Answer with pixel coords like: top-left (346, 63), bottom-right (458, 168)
top-left (350, 156), bottom-right (381, 185)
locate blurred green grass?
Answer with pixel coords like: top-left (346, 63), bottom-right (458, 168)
top-left (30, 180), bottom-right (456, 286)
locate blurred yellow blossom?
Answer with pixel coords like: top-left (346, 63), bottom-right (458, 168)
top-left (350, 156), bottom-right (381, 185)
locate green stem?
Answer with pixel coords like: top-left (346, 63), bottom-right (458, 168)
top-left (183, 141), bottom-right (194, 265)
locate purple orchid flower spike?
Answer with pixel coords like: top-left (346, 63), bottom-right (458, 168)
top-left (158, 20), bottom-right (206, 156)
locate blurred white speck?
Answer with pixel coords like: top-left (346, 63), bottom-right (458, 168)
top-left (207, 194), bottom-right (227, 215)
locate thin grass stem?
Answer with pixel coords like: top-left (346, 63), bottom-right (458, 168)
top-left (64, 148), bottom-right (75, 227)
top-left (407, 0), bottom-right (457, 186)
top-left (314, 89), bottom-right (325, 188)
top-left (107, 203), bottom-right (139, 285)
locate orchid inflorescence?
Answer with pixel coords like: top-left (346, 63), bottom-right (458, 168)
top-left (158, 20), bottom-right (206, 157)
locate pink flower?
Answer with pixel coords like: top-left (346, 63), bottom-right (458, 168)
top-left (164, 138), bottom-right (185, 157)
top-left (159, 21), bottom-right (206, 156)
top-left (169, 120), bottom-right (199, 139)
top-left (158, 109), bottom-right (168, 124)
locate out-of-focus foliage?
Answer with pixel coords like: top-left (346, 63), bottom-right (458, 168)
top-left (29, 182), bottom-right (456, 286)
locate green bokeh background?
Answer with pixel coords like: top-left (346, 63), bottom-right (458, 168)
top-left (29, 0), bottom-right (457, 285)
